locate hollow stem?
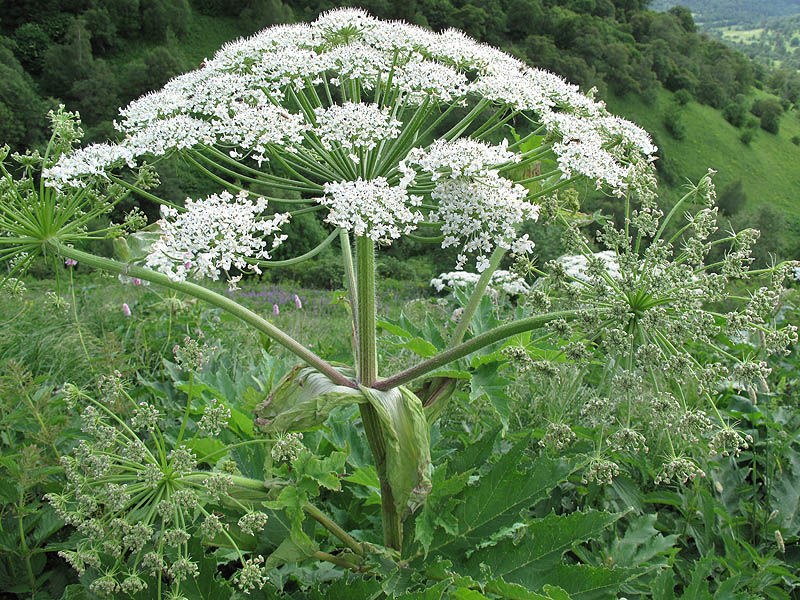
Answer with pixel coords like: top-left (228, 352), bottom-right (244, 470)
top-left (373, 310), bottom-right (580, 391)
top-left (450, 246), bottom-right (506, 347)
top-left (354, 235), bottom-right (403, 551)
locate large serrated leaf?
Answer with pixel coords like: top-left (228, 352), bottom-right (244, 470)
top-left (463, 511), bottom-right (624, 575)
top-left (530, 565), bottom-right (641, 600)
top-left (255, 366), bottom-right (362, 432)
top-left (771, 448), bottom-right (800, 537)
top-left (417, 443), bottom-right (574, 558)
top-left (360, 386), bottom-right (432, 517)
top-left (469, 362), bottom-right (513, 428)
top-left (607, 514), bottom-right (678, 568)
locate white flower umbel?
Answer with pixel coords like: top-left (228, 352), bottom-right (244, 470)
top-left (403, 138), bottom-right (520, 181)
top-left (313, 103), bottom-right (401, 154)
top-left (431, 269), bottom-right (530, 295)
top-left (145, 191), bottom-right (290, 281)
top-left (44, 7), bottom-right (656, 271)
top-left (318, 177), bottom-right (422, 241)
top-left (431, 172), bottom-right (538, 270)
top-left (555, 250), bottom-right (621, 284)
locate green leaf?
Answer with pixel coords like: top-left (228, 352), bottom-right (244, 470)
top-left (186, 437), bottom-right (227, 465)
top-left (265, 533), bottom-right (320, 569)
top-left (255, 366), bottom-right (363, 432)
top-left (469, 362), bottom-right (512, 429)
top-left (59, 585), bottom-right (89, 600)
top-left (114, 228), bottom-right (162, 263)
top-left (360, 385), bottom-right (432, 516)
top-left (180, 538), bottom-right (233, 600)
top-left (414, 463), bottom-right (471, 556)
top-left (679, 553), bottom-right (714, 600)
top-left (533, 565), bottom-right (639, 600)
top-left (485, 577), bottom-right (558, 599)
top-left (418, 444), bottom-right (574, 558)
top-left (378, 319), bottom-right (440, 358)
top-left (607, 514), bottom-right (678, 568)
top-left (294, 449), bottom-right (348, 491)
top-left (31, 505), bottom-right (64, 546)
top-left (398, 580), bottom-right (450, 600)
top-left (652, 568), bottom-right (675, 600)
top-left (452, 589), bottom-right (489, 600)
top-left (462, 511), bottom-right (624, 579)
top-left (771, 448), bottom-right (800, 537)
top-left (345, 465), bottom-right (380, 489)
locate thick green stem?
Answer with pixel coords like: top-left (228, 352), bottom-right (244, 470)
top-left (373, 310), bottom-right (580, 391)
top-left (356, 236), bottom-right (378, 386)
top-left (450, 246), bottom-right (507, 347)
top-left (354, 236), bottom-right (403, 551)
top-left (48, 241), bottom-right (357, 390)
top-left (304, 502), bottom-right (364, 555)
top-left (340, 230), bottom-right (359, 365)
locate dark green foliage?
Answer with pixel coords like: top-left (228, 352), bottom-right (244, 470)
top-left (791, 135), bottom-right (800, 146)
top-left (123, 45), bottom-right (187, 96)
top-left (722, 101), bottom-right (747, 127)
top-left (12, 23), bottom-right (51, 73)
top-left (667, 5), bottom-right (694, 33)
top-left (739, 128), bottom-right (753, 144)
top-left (663, 100), bottom-right (686, 139)
top-left (140, 0), bottom-right (191, 42)
top-left (84, 7), bottom-right (118, 53)
top-left (0, 45), bottom-right (49, 149)
top-left (716, 179), bottom-right (747, 215)
top-left (239, 0), bottom-right (295, 33)
top-left (106, 0), bottom-right (142, 37)
top-left (673, 88), bottom-right (691, 106)
top-left (750, 98), bottom-right (783, 134)
top-left (745, 205), bottom-right (787, 266)
top-left (39, 18), bottom-right (94, 95)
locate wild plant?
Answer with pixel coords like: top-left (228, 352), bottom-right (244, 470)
top-left (0, 8), bottom-right (797, 598)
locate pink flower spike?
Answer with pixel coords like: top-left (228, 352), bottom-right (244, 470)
top-left (272, 304), bottom-right (280, 315)
top-left (64, 259), bottom-right (77, 267)
top-left (122, 303), bottom-right (132, 317)
top-left (132, 278), bottom-right (142, 286)
top-left (293, 294), bottom-right (302, 309)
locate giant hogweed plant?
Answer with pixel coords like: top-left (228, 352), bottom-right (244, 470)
top-left (0, 8), bottom-right (796, 598)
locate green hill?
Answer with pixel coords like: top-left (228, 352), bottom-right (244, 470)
top-left (606, 88), bottom-right (800, 218)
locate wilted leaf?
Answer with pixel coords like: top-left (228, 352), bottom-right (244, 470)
top-left (360, 385), bottom-right (432, 517)
top-left (255, 366), bottom-right (362, 432)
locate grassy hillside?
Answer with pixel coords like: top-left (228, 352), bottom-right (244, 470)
top-left (606, 88), bottom-right (800, 221)
top-left (108, 10), bottom-right (245, 68)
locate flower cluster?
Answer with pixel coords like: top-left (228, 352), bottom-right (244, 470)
top-left (516, 172), bottom-right (798, 485)
top-left (145, 190), bottom-right (290, 282)
top-left (42, 8), bottom-right (656, 273)
top-left (432, 173), bottom-right (538, 270)
top-left (317, 177), bottom-right (423, 241)
top-left (47, 385), bottom-right (272, 597)
top-left (431, 269), bottom-right (530, 295)
top-left (313, 102), bottom-right (401, 157)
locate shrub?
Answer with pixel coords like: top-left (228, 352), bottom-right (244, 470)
top-left (722, 102), bottom-right (747, 127)
top-left (663, 101), bottom-right (686, 139)
top-left (717, 179), bottom-right (747, 215)
top-left (674, 88), bottom-right (692, 106)
top-left (740, 129), bottom-right (753, 144)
